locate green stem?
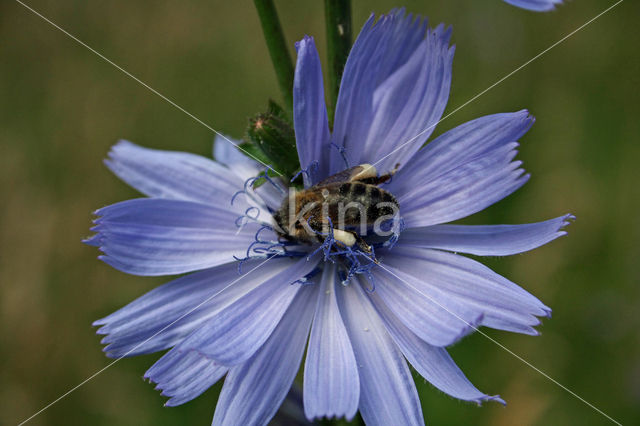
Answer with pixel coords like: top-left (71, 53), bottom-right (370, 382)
top-left (254, 0), bottom-right (295, 114)
top-left (324, 0), bottom-right (352, 127)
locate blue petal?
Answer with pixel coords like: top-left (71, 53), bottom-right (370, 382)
top-left (337, 277), bottom-right (424, 426)
top-left (396, 142), bottom-right (528, 228)
top-left (294, 36), bottom-right (331, 186)
top-left (253, 178), bottom-right (287, 213)
top-left (175, 256), bottom-right (319, 366)
top-left (372, 295), bottom-right (504, 405)
top-left (381, 247), bottom-right (551, 337)
top-left (331, 10), bottom-right (454, 174)
top-left (213, 134), bottom-right (285, 210)
top-left (86, 198), bottom-right (267, 276)
top-left (400, 214), bottom-right (574, 256)
top-left (106, 140), bottom-right (244, 205)
top-left (370, 263), bottom-right (481, 347)
top-left (213, 134), bottom-right (262, 180)
top-left (94, 258), bottom-right (294, 358)
top-left (391, 109), bottom-right (530, 180)
top-left (389, 111), bottom-right (533, 193)
top-left (145, 348), bottom-right (227, 407)
top-left (105, 140), bottom-right (272, 220)
top-left (303, 264), bottom-right (359, 421)
top-left (503, 0), bottom-right (563, 12)
top-left (212, 285), bottom-right (317, 426)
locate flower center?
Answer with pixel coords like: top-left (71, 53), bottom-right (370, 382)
top-left (273, 180), bottom-right (403, 285)
top-left (232, 167), bottom-right (403, 286)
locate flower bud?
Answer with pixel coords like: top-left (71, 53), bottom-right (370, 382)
top-left (246, 101), bottom-right (300, 177)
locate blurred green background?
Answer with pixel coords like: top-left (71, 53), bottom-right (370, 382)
top-left (1, 0), bottom-right (638, 425)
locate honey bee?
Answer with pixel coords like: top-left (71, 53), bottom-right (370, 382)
top-left (273, 164), bottom-right (399, 252)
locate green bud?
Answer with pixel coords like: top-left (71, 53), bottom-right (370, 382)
top-left (246, 104), bottom-right (300, 177)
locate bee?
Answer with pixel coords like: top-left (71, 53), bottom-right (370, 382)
top-left (273, 164), bottom-right (399, 253)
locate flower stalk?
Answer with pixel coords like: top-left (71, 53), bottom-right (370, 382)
top-left (254, 0), bottom-right (295, 113)
top-left (324, 0), bottom-right (352, 127)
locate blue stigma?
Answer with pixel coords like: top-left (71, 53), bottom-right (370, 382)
top-left (304, 218), bottom-right (379, 289)
top-left (382, 216), bottom-right (405, 249)
top-left (233, 224), bottom-right (307, 273)
top-left (291, 266), bottom-right (322, 286)
top-left (291, 161), bottom-right (319, 183)
top-left (330, 142), bottom-right (350, 168)
top-left (231, 168), bottom-right (308, 274)
top-left (231, 166), bottom-right (287, 206)
top-left (261, 165), bottom-right (287, 195)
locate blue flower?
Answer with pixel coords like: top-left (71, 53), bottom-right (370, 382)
top-left (88, 9), bottom-right (572, 426)
top-left (503, 0), bottom-right (564, 12)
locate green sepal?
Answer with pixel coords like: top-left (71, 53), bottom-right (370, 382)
top-left (236, 142), bottom-right (271, 166)
top-left (267, 99), bottom-right (288, 120)
top-left (250, 167), bottom-right (282, 189)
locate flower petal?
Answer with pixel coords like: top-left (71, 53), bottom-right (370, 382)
top-left (175, 256), bottom-right (319, 366)
top-left (331, 10), bottom-right (453, 174)
top-left (294, 36), bottom-right (331, 186)
top-left (212, 285), bottom-right (317, 426)
top-left (86, 198), bottom-right (266, 276)
top-left (400, 214), bottom-right (574, 256)
top-left (104, 140), bottom-right (273, 223)
top-left (370, 263), bottom-right (481, 347)
top-left (213, 134), bottom-right (263, 181)
top-left (94, 258), bottom-right (293, 358)
top-left (106, 140), bottom-right (243, 204)
top-left (145, 348), bottom-right (228, 407)
top-left (253, 180), bottom-right (287, 213)
top-left (337, 277), bottom-right (424, 426)
top-left (213, 134), bottom-right (286, 211)
top-left (388, 111), bottom-right (533, 195)
top-left (397, 142), bottom-right (529, 228)
top-left (303, 264), bottom-right (359, 421)
top-left (382, 247), bottom-right (551, 336)
top-left (503, 0), bottom-right (563, 12)
top-left (372, 295), bottom-right (504, 405)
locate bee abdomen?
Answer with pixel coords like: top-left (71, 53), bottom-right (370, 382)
top-left (338, 182), bottom-right (370, 199)
top-left (366, 186), bottom-right (396, 205)
top-left (335, 183), bottom-right (398, 223)
top-left (367, 187), bottom-right (398, 221)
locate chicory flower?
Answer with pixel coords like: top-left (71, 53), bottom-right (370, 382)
top-left (88, 9), bottom-right (572, 425)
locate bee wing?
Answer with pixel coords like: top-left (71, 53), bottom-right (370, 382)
top-left (312, 164), bottom-right (377, 187)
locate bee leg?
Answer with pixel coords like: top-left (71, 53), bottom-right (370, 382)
top-left (359, 163), bottom-right (400, 185)
top-left (331, 229), bottom-right (356, 247)
top-left (354, 235), bottom-right (372, 253)
top-left (351, 164), bottom-right (378, 181)
top-left (354, 235), bottom-right (379, 263)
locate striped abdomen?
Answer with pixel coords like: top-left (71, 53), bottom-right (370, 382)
top-left (313, 182), bottom-right (399, 228)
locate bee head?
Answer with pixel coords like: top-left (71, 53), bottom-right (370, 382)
top-left (273, 196), bottom-right (319, 243)
top-left (273, 198), bottom-right (297, 237)
top-left (272, 208), bottom-right (286, 235)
